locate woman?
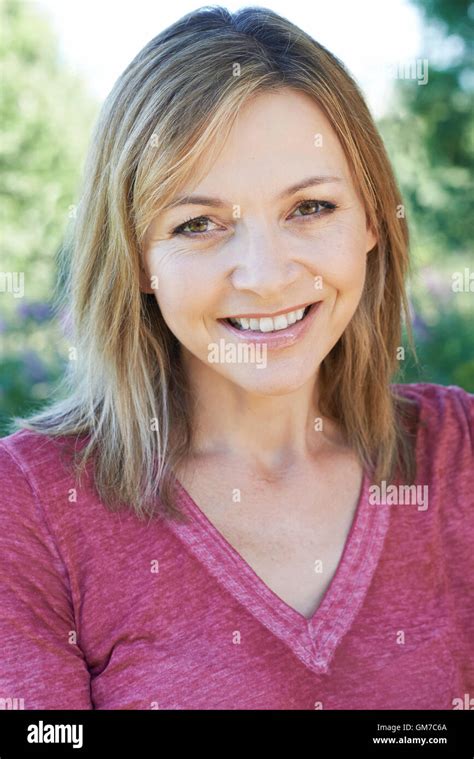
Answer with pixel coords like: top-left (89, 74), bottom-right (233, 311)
top-left (1, 6), bottom-right (472, 711)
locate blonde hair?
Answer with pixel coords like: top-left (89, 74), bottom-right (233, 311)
top-left (13, 5), bottom-right (418, 522)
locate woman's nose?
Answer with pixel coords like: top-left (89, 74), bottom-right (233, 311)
top-left (229, 224), bottom-right (300, 297)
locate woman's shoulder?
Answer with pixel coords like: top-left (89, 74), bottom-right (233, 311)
top-left (391, 381), bottom-right (473, 437)
top-left (391, 379), bottom-right (473, 407)
top-left (0, 427), bottom-right (88, 487)
top-left (390, 382), bottom-right (472, 498)
top-left (0, 428), bottom-right (93, 526)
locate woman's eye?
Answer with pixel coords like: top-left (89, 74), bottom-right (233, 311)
top-left (171, 216), bottom-right (217, 237)
top-left (171, 199), bottom-right (337, 238)
top-left (291, 199), bottom-right (337, 220)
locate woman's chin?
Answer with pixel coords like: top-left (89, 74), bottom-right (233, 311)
top-left (220, 367), bottom-right (318, 396)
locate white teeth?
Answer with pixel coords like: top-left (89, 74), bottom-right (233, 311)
top-left (258, 317), bottom-right (274, 333)
top-left (273, 314), bottom-right (290, 330)
top-left (228, 307), bottom-right (309, 332)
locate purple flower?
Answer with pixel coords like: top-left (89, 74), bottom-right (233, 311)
top-left (22, 350), bottom-right (49, 384)
top-left (420, 266), bottom-right (452, 305)
top-left (408, 298), bottom-right (430, 342)
top-left (412, 310), bottom-right (430, 342)
top-left (16, 301), bottom-right (53, 323)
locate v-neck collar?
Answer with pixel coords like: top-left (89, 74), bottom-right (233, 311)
top-left (166, 467), bottom-right (390, 675)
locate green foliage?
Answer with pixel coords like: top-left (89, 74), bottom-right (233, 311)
top-left (0, 0), bottom-right (98, 431)
top-left (0, 305), bottom-right (66, 435)
top-left (379, 0), bottom-right (473, 390)
top-left (1, 0), bottom-right (98, 302)
top-left (397, 290), bottom-right (474, 389)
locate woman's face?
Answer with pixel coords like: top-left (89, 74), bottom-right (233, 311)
top-left (141, 88), bottom-right (376, 395)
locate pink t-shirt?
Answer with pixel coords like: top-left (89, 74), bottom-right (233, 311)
top-left (0, 382), bottom-right (473, 710)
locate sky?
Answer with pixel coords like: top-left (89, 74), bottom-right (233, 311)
top-left (35, 0), bottom-right (423, 117)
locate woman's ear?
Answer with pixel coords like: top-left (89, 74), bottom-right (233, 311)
top-left (139, 223), bottom-right (161, 293)
top-left (365, 219), bottom-right (378, 254)
top-left (138, 260), bottom-right (155, 294)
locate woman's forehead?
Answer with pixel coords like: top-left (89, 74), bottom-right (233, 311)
top-left (168, 93), bottom-right (351, 203)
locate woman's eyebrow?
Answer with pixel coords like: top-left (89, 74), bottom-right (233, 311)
top-left (162, 175), bottom-right (344, 210)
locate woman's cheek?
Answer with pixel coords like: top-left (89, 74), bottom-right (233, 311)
top-left (149, 245), bottom-right (200, 303)
top-left (312, 221), bottom-right (368, 294)
top-left (152, 259), bottom-right (218, 339)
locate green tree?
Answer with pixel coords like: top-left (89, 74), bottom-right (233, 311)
top-left (0, 0), bottom-right (98, 430)
top-left (1, 0), bottom-right (98, 301)
top-left (381, 0), bottom-right (474, 390)
top-left (379, 0), bottom-right (473, 262)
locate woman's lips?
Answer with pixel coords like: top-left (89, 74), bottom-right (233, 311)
top-left (217, 301), bottom-right (322, 349)
top-left (225, 301), bottom-right (312, 319)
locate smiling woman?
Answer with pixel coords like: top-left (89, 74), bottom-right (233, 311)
top-left (140, 88), bottom-right (379, 404)
top-left (0, 5), bottom-right (473, 713)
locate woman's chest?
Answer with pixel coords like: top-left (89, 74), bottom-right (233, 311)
top-left (79, 476), bottom-right (465, 709)
top-left (174, 456), bottom-right (365, 618)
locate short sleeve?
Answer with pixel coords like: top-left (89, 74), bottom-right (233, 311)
top-left (438, 385), bottom-right (474, 691)
top-left (0, 441), bottom-right (92, 709)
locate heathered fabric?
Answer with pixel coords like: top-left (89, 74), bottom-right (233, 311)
top-left (0, 382), bottom-right (472, 710)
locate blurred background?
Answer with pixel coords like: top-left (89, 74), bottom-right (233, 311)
top-left (1, 0), bottom-right (473, 434)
